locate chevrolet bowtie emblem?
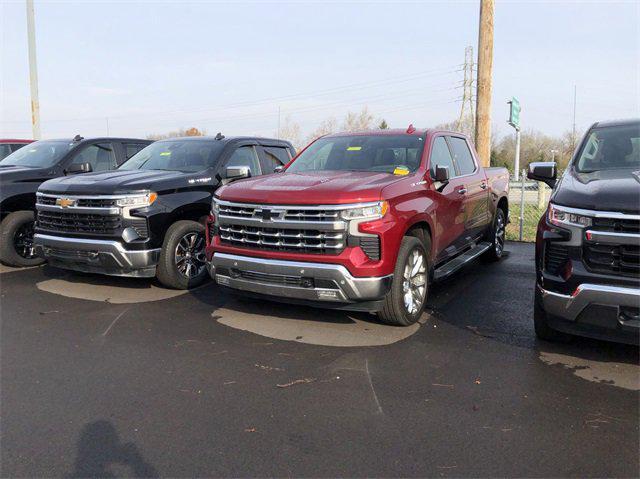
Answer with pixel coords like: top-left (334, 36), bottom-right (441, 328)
top-left (56, 198), bottom-right (76, 208)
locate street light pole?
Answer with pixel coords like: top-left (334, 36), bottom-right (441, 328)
top-left (26, 0), bottom-right (41, 139)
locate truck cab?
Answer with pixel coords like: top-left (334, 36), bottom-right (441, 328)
top-left (0, 136), bottom-right (151, 267)
top-left (206, 128), bottom-right (509, 325)
top-left (33, 135), bottom-right (294, 289)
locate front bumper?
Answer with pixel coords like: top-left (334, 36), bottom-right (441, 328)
top-left (208, 252), bottom-right (392, 311)
top-left (34, 233), bottom-right (160, 278)
top-left (539, 283), bottom-right (639, 344)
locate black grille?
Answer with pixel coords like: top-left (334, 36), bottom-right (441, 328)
top-left (125, 218), bottom-right (148, 238)
top-left (360, 236), bottom-right (381, 261)
top-left (37, 211), bottom-right (121, 235)
top-left (239, 270), bottom-right (303, 286)
top-left (592, 217), bottom-right (640, 234)
top-left (37, 196), bottom-right (118, 208)
top-left (219, 225), bottom-right (344, 255)
top-left (584, 244), bottom-right (640, 277)
top-left (544, 242), bottom-right (569, 275)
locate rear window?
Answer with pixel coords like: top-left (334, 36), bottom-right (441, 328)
top-left (287, 135), bottom-right (425, 174)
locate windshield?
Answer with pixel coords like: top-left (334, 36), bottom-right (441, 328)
top-left (287, 134), bottom-right (425, 174)
top-left (119, 140), bottom-right (224, 172)
top-left (0, 140), bottom-right (75, 168)
top-left (575, 124), bottom-right (640, 173)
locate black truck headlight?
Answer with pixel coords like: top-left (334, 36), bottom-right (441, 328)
top-left (548, 203), bottom-right (592, 228)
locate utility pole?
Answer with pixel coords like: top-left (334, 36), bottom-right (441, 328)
top-left (475, 0), bottom-right (494, 167)
top-left (26, 0), bottom-right (41, 139)
top-left (571, 85), bottom-right (577, 151)
top-left (105, 117), bottom-right (110, 136)
top-left (457, 46), bottom-right (475, 137)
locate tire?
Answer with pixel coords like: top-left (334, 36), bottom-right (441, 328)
top-left (533, 286), bottom-right (571, 342)
top-left (377, 236), bottom-right (429, 326)
top-left (483, 207), bottom-right (506, 262)
top-left (0, 211), bottom-right (45, 267)
top-left (156, 220), bottom-right (208, 290)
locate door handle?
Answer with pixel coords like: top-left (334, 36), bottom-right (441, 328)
top-left (457, 187), bottom-right (467, 194)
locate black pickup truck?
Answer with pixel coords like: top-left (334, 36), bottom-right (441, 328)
top-left (528, 119), bottom-right (639, 344)
top-left (34, 135), bottom-right (295, 289)
top-left (0, 136), bottom-right (151, 267)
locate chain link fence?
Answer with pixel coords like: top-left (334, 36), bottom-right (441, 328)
top-left (506, 170), bottom-right (550, 242)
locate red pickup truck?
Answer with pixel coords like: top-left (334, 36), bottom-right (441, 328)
top-left (205, 128), bottom-right (509, 325)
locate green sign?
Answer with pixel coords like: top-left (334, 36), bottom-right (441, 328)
top-left (508, 97), bottom-right (521, 130)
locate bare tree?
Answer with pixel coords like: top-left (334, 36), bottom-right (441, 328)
top-left (342, 107), bottom-right (374, 131)
top-left (147, 127), bottom-right (206, 140)
top-left (278, 116), bottom-right (303, 151)
top-left (305, 117), bottom-right (338, 145)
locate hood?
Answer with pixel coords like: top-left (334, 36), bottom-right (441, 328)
top-left (38, 169), bottom-right (211, 195)
top-left (217, 170), bottom-right (407, 204)
top-left (552, 168), bottom-right (640, 214)
top-left (0, 165), bottom-right (53, 184)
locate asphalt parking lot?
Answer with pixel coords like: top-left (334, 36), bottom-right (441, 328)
top-left (1, 242), bottom-right (638, 478)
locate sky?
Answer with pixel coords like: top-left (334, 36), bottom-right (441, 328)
top-left (1, 0), bottom-right (639, 142)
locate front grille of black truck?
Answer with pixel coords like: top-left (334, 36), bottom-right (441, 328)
top-left (216, 201), bottom-right (347, 255)
top-left (37, 210), bottom-right (121, 235)
top-left (592, 217), bottom-right (640, 234)
top-left (583, 244), bottom-right (640, 277)
top-left (36, 196), bottom-right (118, 208)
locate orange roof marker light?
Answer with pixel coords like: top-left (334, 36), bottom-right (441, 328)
top-left (406, 124), bottom-right (416, 134)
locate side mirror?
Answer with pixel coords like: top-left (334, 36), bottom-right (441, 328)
top-left (527, 161), bottom-right (556, 188)
top-left (274, 165), bottom-right (284, 173)
top-left (66, 162), bottom-right (92, 175)
top-left (434, 165), bottom-right (450, 183)
top-left (225, 166), bottom-right (250, 180)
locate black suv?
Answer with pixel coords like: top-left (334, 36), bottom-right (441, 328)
top-left (0, 136), bottom-right (151, 267)
top-left (528, 119), bottom-right (639, 344)
top-left (34, 135), bottom-right (295, 289)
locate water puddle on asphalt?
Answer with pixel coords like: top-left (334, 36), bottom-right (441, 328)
top-left (36, 274), bottom-right (188, 304)
top-left (214, 299), bottom-right (424, 347)
top-left (539, 351), bottom-right (639, 391)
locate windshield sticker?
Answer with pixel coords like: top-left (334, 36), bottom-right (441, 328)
top-left (393, 166), bottom-right (410, 176)
top-left (160, 152), bottom-right (171, 156)
top-left (346, 146), bottom-right (362, 151)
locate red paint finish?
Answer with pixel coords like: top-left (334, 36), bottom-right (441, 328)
top-left (206, 129), bottom-right (509, 279)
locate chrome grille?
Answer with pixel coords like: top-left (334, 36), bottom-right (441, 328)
top-left (216, 200), bottom-right (348, 255)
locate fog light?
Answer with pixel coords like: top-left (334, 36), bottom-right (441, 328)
top-left (301, 277), bottom-right (314, 288)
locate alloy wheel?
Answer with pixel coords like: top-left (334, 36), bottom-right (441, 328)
top-left (402, 248), bottom-right (427, 315)
top-left (175, 232), bottom-right (206, 278)
top-left (495, 213), bottom-right (505, 256)
top-left (14, 221), bottom-right (37, 259)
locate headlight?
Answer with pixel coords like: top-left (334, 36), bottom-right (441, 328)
top-left (548, 203), bottom-right (592, 227)
top-left (340, 201), bottom-right (388, 221)
top-left (211, 198), bottom-right (220, 214)
top-left (116, 192), bottom-right (157, 208)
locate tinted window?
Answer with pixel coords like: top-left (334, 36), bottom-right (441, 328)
top-left (226, 146), bottom-right (261, 175)
top-left (448, 137), bottom-right (476, 175)
top-left (287, 135), bottom-right (425, 174)
top-left (575, 124), bottom-right (640, 172)
top-left (261, 146), bottom-right (290, 172)
top-left (119, 140), bottom-right (224, 172)
top-left (429, 137), bottom-right (456, 178)
top-left (125, 143), bottom-right (148, 160)
top-left (70, 143), bottom-right (117, 172)
top-left (0, 140), bottom-right (75, 168)
top-left (11, 143), bottom-right (29, 152)
top-left (0, 145), bottom-right (12, 161)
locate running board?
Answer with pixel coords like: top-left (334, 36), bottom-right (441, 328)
top-left (433, 242), bottom-right (492, 282)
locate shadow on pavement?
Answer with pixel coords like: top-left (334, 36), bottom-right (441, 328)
top-left (68, 420), bottom-right (158, 478)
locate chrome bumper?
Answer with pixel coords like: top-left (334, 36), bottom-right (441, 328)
top-left (540, 283), bottom-right (640, 327)
top-left (208, 252), bottom-right (392, 303)
top-left (34, 233), bottom-right (160, 278)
